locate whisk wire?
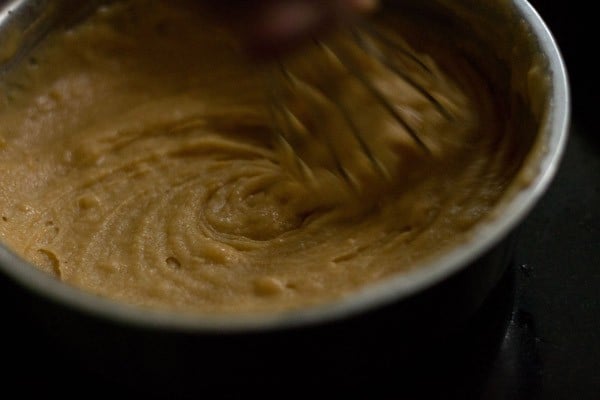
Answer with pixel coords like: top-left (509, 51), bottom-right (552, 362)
top-left (316, 39), bottom-right (431, 153)
top-left (355, 21), bottom-right (432, 73)
top-left (266, 74), bottom-right (316, 182)
top-left (268, 66), bottom-right (369, 190)
top-left (349, 28), bottom-right (453, 120)
top-left (266, 20), bottom-right (456, 188)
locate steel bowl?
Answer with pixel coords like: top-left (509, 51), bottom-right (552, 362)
top-left (0, 0), bottom-right (569, 338)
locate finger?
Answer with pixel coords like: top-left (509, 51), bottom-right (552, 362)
top-left (244, 0), bottom-right (378, 58)
top-left (202, 0), bottom-right (379, 58)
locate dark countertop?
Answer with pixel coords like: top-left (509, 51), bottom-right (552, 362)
top-left (1, 1), bottom-right (598, 398)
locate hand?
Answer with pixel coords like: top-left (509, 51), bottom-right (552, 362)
top-left (202, 0), bottom-right (379, 58)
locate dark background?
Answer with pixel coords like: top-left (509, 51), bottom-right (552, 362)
top-left (1, 1), bottom-right (598, 398)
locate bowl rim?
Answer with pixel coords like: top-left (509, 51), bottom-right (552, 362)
top-left (0, 0), bottom-right (570, 332)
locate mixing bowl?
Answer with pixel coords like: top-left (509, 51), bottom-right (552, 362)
top-left (0, 0), bottom-right (569, 335)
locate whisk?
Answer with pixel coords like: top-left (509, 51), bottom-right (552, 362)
top-left (265, 18), bottom-right (454, 190)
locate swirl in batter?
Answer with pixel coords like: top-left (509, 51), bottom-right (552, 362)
top-left (0, 0), bottom-right (518, 314)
